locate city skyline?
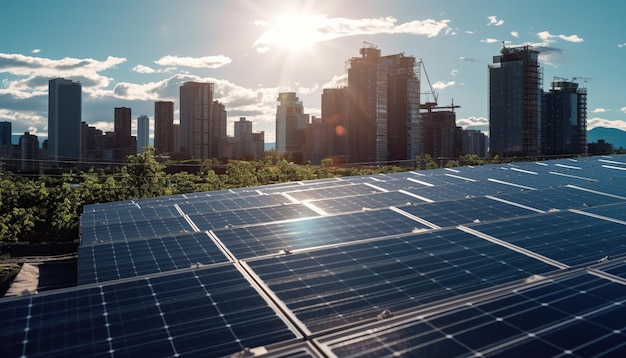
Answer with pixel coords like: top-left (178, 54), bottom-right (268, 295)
top-left (1, 0), bottom-right (626, 143)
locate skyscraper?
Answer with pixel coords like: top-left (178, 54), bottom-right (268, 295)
top-left (179, 82), bottom-right (214, 159)
top-left (489, 45), bottom-right (542, 158)
top-left (275, 92), bottom-right (309, 161)
top-left (114, 107), bottom-right (135, 160)
top-left (154, 101), bottom-right (174, 155)
top-left (345, 44), bottom-right (420, 163)
top-left (48, 78), bottom-right (82, 164)
top-left (542, 79), bottom-right (588, 156)
top-left (137, 115), bottom-right (150, 153)
top-left (0, 121), bottom-right (11, 157)
top-left (321, 87), bottom-right (348, 163)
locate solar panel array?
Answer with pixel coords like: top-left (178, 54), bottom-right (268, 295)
top-left (2, 155), bottom-right (626, 357)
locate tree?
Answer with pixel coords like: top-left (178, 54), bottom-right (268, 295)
top-left (121, 148), bottom-right (167, 199)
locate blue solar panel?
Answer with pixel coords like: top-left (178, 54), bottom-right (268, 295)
top-left (245, 228), bottom-right (558, 333)
top-left (80, 216), bottom-right (196, 246)
top-left (77, 232), bottom-right (230, 284)
top-left (3, 154), bottom-right (626, 357)
top-left (212, 208), bottom-right (433, 259)
top-left (320, 272), bottom-right (626, 357)
top-left (186, 203), bottom-right (320, 231)
top-left (0, 265), bottom-right (298, 358)
top-left (468, 210), bottom-right (626, 267)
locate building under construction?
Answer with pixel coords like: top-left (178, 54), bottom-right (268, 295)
top-left (489, 44), bottom-right (543, 158)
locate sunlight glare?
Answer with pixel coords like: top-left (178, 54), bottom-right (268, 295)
top-left (260, 13), bottom-right (324, 52)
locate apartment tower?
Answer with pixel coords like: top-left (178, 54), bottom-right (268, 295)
top-left (48, 78), bottom-right (82, 164)
top-left (489, 45), bottom-right (542, 157)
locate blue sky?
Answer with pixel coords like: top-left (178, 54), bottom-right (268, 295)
top-left (1, 0), bottom-right (625, 143)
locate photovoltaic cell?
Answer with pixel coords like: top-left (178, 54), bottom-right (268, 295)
top-left (469, 210), bottom-right (626, 267)
top-left (0, 265), bottom-right (298, 358)
top-left (77, 232), bottom-right (230, 284)
top-left (177, 193), bottom-right (290, 214)
top-left (212, 208), bottom-right (432, 259)
top-left (245, 228), bottom-right (558, 333)
top-left (80, 216), bottom-right (195, 246)
top-left (489, 185), bottom-right (625, 212)
top-left (283, 183), bottom-right (384, 202)
top-left (186, 203), bottom-right (320, 231)
top-left (309, 191), bottom-right (417, 214)
top-left (397, 196), bottom-right (537, 228)
top-left (321, 272), bottom-right (626, 357)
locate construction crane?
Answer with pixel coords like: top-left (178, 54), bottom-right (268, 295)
top-left (433, 99), bottom-right (461, 113)
top-left (418, 58), bottom-right (438, 111)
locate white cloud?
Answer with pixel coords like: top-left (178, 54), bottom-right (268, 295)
top-left (592, 108), bottom-right (607, 113)
top-left (619, 43), bottom-right (626, 48)
top-left (450, 69), bottom-right (460, 76)
top-left (536, 31), bottom-right (584, 44)
top-left (253, 15), bottom-right (450, 52)
top-left (132, 64), bottom-right (155, 74)
top-left (480, 38), bottom-right (498, 43)
top-left (621, 107), bottom-right (626, 114)
top-left (154, 55), bottom-right (232, 69)
top-left (588, 117), bottom-right (626, 131)
top-left (432, 81), bottom-right (455, 90)
top-left (510, 31), bottom-right (519, 38)
top-left (31, 49), bottom-right (41, 54)
top-left (322, 73), bottom-right (347, 89)
top-left (457, 116), bottom-right (489, 130)
top-left (486, 16), bottom-right (504, 26)
top-left (459, 56), bottom-right (481, 63)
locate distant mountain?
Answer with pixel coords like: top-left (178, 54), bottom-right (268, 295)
top-left (588, 127), bottom-right (626, 149)
top-left (264, 142), bottom-right (275, 152)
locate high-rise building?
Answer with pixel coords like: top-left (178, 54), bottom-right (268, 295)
top-left (137, 115), bottom-right (150, 153)
top-left (211, 100), bottom-right (227, 159)
top-left (321, 87), bottom-right (348, 163)
top-left (421, 110), bottom-right (458, 159)
top-left (0, 121), bottom-right (12, 157)
top-left (19, 132), bottom-right (39, 172)
top-left (154, 101), bottom-right (174, 155)
top-left (345, 44), bottom-right (420, 163)
top-left (48, 78), bottom-right (82, 164)
top-left (542, 79), bottom-right (588, 156)
top-left (275, 92), bottom-right (309, 162)
top-left (233, 117), bottom-right (264, 160)
top-left (489, 45), bottom-right (542, 158)
top-left (114, 107), bottom-right (135, 160)
top-left (179, 82), bottom-right (214, 159)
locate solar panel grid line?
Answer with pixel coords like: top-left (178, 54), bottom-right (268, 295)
top-left (484, 195), bottom-right (545, 214)
top-left (602, 165), bottom-right (626, 171)
top-left (145, 281), bottom-right (180, 356)
top-left (239, 260), bottom-right (313, 337)
top-left (569, 209), bottom-right (626, 227)
top-left (389, 206), bottom-right (442, 230)
top-left (406, 177), bottom-right (435, 186)
top-left (398, 189), bottom-right (434, 203)
top-left (487, 178), bottom-right (536, 191)
top-left (509, 167), bottom-right (539, 175)
top-left (300, 201), bottom-right (329, 217)
top-left (362, 182), bottom-right (389, 192)
top-left (444, 173), bottom-right (478, 182)
top-left (566, 184), bottom-right (626, 200)
top-left (555, 163), bottom-right (582, 170)
top-left (599, 158), bottom-right (626, 166)
top-left (549, 171), bottom-right (598, 182)
top-left (457, 225), bottom-right (569, 270)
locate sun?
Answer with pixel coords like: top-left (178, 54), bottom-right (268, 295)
top-left (254, 12), bottom-right (327, 53)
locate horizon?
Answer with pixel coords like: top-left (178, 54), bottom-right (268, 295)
top-left (2, 1), bottom-right (626, 143)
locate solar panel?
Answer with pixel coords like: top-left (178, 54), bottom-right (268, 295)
top-left (3, 154), bottom-right (626, 357)
top-left (212, 208), bottom-right (433, 259)
top-left (80, 216), bottom-right (196, 246)
top-left (0, 264), bottom-right (299, 358)
top-left (319, 271), bottom-right (626, 357)
top-left (245, 228), bottom-right (559, 333)
top-left (467, 210), bottom-right (626, 267)
top-left (77, 232), bottom-right (230, 284)
top-left (186, 203), bottom-right (321, 231)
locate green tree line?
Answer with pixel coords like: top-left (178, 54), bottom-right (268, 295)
top-left (0, 149), bottom-right (494, 243)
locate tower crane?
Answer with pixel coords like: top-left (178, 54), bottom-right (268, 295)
top-left (418, 58), bottom-right (438, 111)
